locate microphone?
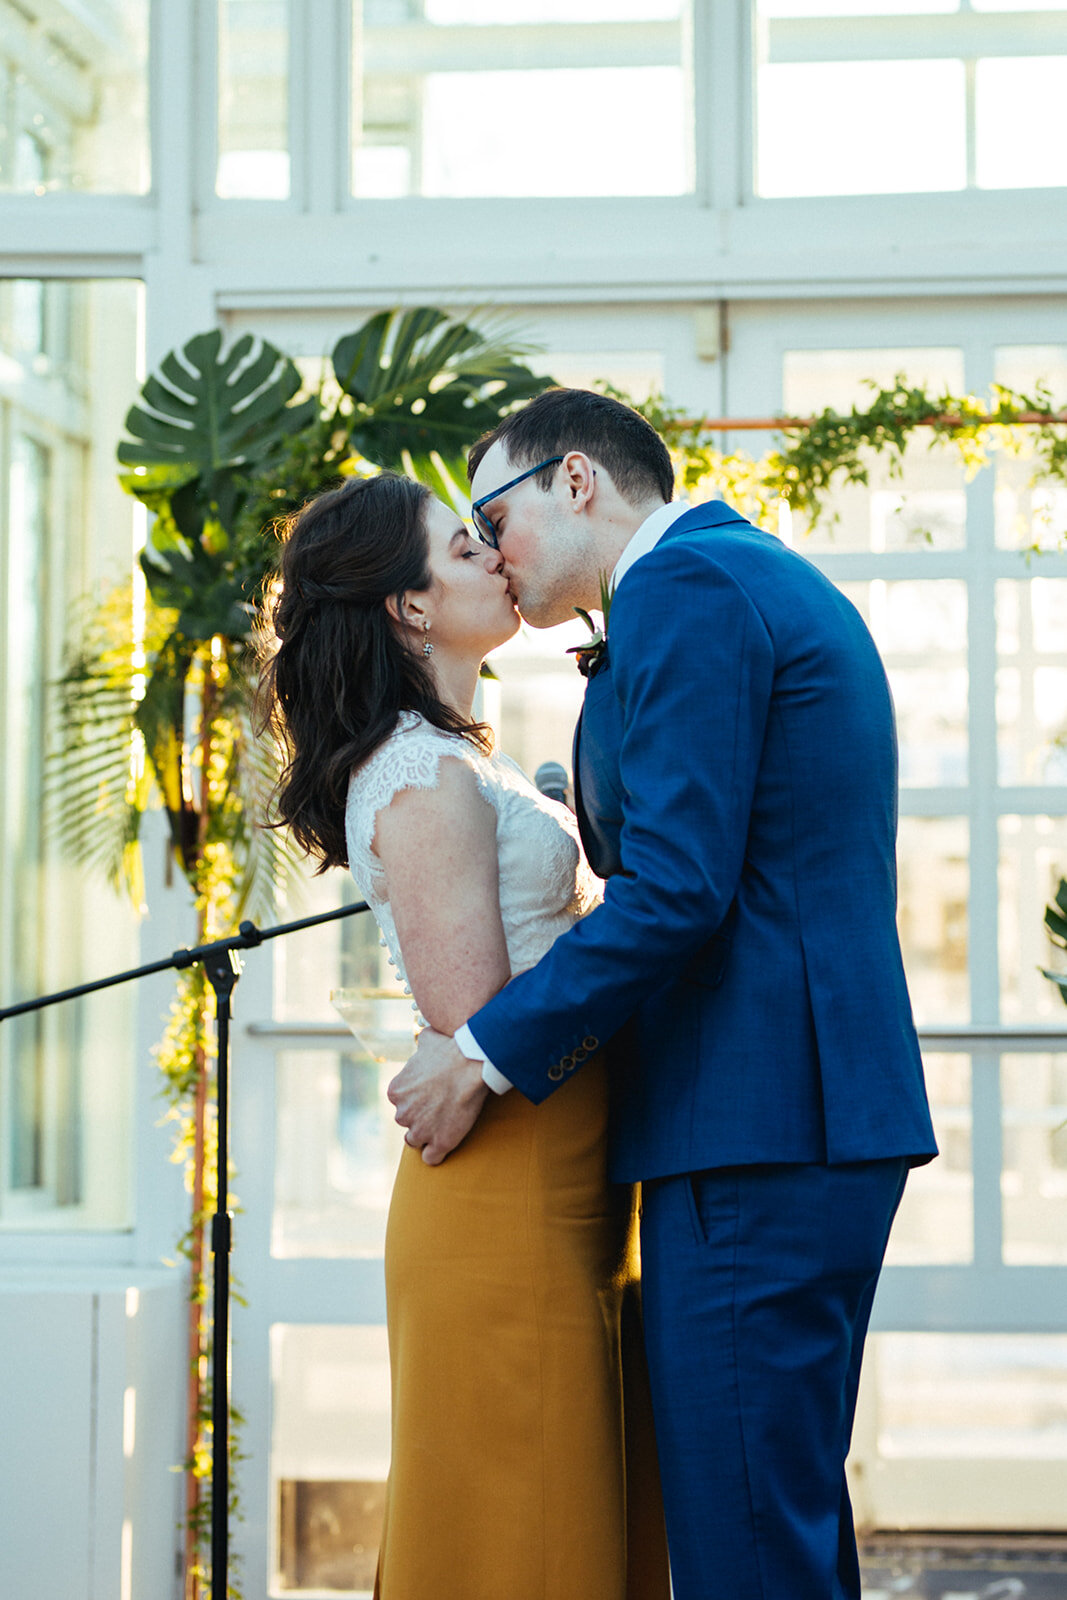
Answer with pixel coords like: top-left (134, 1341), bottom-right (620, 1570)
top-left (534, 760), bottom-right (569, 807)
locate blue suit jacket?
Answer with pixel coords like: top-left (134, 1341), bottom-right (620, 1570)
top-left (469, 502), bottom-right (937, 1183)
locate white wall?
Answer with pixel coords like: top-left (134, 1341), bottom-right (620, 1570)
top-left (0, 1271), bottom-right (185, 1600)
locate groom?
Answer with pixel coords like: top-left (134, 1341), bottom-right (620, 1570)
top-left (389, 388), bottom-right (937, 1599)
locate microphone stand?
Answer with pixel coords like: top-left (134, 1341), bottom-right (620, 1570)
top-left (0, 900), bottom-right (370, 1598)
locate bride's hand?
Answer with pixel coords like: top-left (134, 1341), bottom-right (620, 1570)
top-left (388, 1028), bottom-right (489, 1165)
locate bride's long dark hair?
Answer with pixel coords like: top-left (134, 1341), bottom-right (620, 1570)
top-left (258, 472), bottom-right (491, 872)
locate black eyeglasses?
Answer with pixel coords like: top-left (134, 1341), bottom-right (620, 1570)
top-left (470, 456), bottom-right (564, 549)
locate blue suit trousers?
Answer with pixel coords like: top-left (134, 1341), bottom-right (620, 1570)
top-left (640, 1158), bottom-right (909, 1599)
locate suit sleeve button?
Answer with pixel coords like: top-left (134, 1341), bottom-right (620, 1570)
top-left (548, 1064), bottom-right (565, 1081)
top-left (562, 1055), bottom-right (575, 1071)
top-left (583, 1036), bottom-right (599, 1050)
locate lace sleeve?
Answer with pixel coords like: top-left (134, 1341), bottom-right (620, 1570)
top-left (344, 716), bottom-right (486, 895)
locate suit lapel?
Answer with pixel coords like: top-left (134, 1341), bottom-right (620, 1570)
top-left (569, 501), bottom-right (752, 866)
top-left (571, 698), bottom-right (595, 862)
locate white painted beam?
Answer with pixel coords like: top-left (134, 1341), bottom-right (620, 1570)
top-left (362, 19), bottom-right (681, 74)
top-left (768, 11), bottom-right (1067, 65)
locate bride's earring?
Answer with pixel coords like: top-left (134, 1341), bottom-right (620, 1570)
top-left (422, 620), bottom-right (434, 658)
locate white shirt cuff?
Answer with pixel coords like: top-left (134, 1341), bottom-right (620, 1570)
top-left (454, 1021), bottom-right (513, 1095)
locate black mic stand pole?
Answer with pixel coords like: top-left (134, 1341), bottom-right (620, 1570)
top-left (0, 900), bottom-right (370, 1599)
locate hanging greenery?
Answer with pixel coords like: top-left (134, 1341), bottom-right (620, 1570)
top-left (628, 377), bottom-right (1067, 544)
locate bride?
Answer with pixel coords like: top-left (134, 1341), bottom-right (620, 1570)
top-left (258, 471), bottom-right (668, 1600)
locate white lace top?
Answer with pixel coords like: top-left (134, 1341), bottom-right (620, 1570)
top-left (344, 712), bottom-right (600, 1023)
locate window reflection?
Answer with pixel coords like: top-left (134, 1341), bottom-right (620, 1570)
top-left (994, 347), bottom-right (1067, 550)
top-left (0, 278), bottom-right (141, 1227)
top-left (782, 349), bottom-right (967, 552)
top-left (353, 2), bottom-right (692, 197)
top-left (885, 1053), bottom-right (973, 1264)
top-left (1001, 1053), bottom-right (1067, 1265)
top-left (999, 815), bottom-right (1067, 1022)
top-left (871, 1333), bottom-right (1067, 1461)
top-left (273, 1049), bottom-right (404, 1259)
top-left (841, 582), bottom-right (969, 788)
top-left (996, 580), bottom-right (1067, 785)
top-left (755, 5), bottom-right (1067, 197)
top-left (272, 1325), bottom-right (390, 1594)
top-left (897, 818), bottom-right (970, 1021)
top-left (758, 59), bottom-right (966, 198)
top-left (0, 0), bottom-right (148, 193)
top-left (217, 0), bottom-right (290, 198)
top-left (976, 57), bottom-right (1067, 190)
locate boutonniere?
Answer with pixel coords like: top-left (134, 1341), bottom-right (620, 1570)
top-left (567, 571), bottom-right (615, 679)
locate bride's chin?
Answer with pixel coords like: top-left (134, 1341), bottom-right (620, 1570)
top-left (496, 609), bottom-right (522, 645)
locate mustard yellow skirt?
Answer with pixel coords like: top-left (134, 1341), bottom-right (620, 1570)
top-left (374, 1056), bottom-right (670, 1600)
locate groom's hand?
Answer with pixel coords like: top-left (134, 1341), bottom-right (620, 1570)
top-left (387, 1028), bottom-right (489, 1166)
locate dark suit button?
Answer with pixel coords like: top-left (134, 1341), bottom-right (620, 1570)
top-left (573, 1047), bottom-right (588, 1063)
top-left (562, 1055), bottom-right (575, 1072)
top-left (548, 1064), bottom-right (565, 1081)
top-left (583, 1036), bottom-right (599, 1050)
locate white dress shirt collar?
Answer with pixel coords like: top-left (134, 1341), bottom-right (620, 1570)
top-left (609, 499), bottom-right (693, 597)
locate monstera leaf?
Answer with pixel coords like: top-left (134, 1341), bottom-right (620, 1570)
top-left (119, 329), bottom-right (316, 485)
top-left (332, 307), bottom-right (553, 499)
top-left (119, 330), bottom-right (316, 546)
top-left (117, 330), bottom-right (317, 638)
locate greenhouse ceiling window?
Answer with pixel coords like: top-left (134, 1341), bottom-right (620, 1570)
top-left (0, 0), bottom-right (148, 194)
top-left (755, 0), bottom-right (1067, 197)
top-left (352, 0), bottom-right (693, 198)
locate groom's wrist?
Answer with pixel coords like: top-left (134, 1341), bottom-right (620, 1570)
top-left (454, 1021), bottom-right (513, 1095)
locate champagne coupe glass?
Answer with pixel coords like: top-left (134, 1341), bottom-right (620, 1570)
top-left (329, 986), bottom-right (417, 1065)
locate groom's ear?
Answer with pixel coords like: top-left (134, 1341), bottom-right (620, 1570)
top-left (561, 451), bottom-right (596, 511)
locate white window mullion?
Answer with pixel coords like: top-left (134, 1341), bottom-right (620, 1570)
top-left (961, 340), bottom-right (1005, 1269)
top-left (962, 339), bottom-right (1001, 1030)
top-left (151, 0), bottom-right (198, 255)
top-left (294, 0), bottom-right (350, 215)
top-left (694, 0), bottom-right (746, 213)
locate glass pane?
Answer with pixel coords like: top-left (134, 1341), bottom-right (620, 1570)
top-left (977, 59), bottom-right (1067, 189)
top-left (839, 583), bottom-right (968, 788)
top-left (5, 435), bottom-right (49, 1192)
top-left (0, 279), bottom-right (141, 1227)
top-left (783, 349), bottom-right (968, 552)
top-left (885, 1053), bottom-right (973, 1264)
top-left (896, 818), bottom-right (970, 1022)
top-left (994, 346), bottom-right (1067, 550)
top-left (756, 59), bottom-right (966, 197)
top-left (272, 1324), bottom-right (389, 1595)
top-left (996, 579), bottom-right (1067, 785)
top-left (485, 625), bottom-right (589, 783)
top-left (353, 3), bottom-right (692, 197)
top-left (1002, 1053), bottom-right (1067, 1265)
top-left (999, 814), bottom-right (1067, 1022)
top-left (759, 1), bottom-right (956, 11)
top-left (428, 0), bottom-right (682, 14)
top-left (274, 871), bottom-right (383, 1025)
top-left (530, 349), bottom-right (664, 402)
top-left (217, 0), bottom-right (289, 197)
top-left (273, 1047), bottom-right (405, 1259)
top-left (871, 1333), bottom-right (1067, 1460)
top-left (0, 0), bottom-right (148, 193)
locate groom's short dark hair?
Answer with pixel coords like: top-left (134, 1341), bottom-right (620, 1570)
top-left (469, 387), bottom-right (674, 507)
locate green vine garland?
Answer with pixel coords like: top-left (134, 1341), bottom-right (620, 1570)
top-left (626, 377), bottom-right (1067, 544)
